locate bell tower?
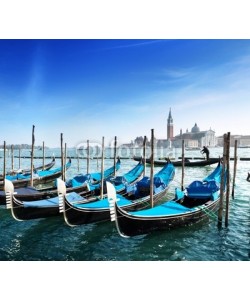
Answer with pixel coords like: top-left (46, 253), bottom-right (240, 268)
top-left (167, 108), bottom-right (173, 140)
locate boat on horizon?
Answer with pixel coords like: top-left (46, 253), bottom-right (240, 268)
top-left (133, 156), bottom-right (220, 167)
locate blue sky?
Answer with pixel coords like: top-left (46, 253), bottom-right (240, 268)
top-left (1, 39), bottom-right (250, 147)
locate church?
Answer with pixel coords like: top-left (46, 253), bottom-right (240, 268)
top-left (166, 109), bottom-right (216, 148)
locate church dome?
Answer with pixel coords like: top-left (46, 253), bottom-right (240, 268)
top-left (191, 123), bottom-right (200, 133)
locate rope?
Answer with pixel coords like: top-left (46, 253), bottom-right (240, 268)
top-left (198, 205), bottom-right (218, 221)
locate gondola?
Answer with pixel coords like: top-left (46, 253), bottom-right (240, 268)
top-left (2, 160), bottom-right (142, 221)
top-left (86, 158), bottom-right (144, 195)
top-left (0, 158), bottom-right (121, 205)
top-left (0, 159), bottom-right (72, 190)
top-left (4, 179), bottom-right (61, 220)
top-left (108, 161), bottom-right (225, 237)
top-left (3, 157), bottom-right (56, 177)
top-left (58, 161), bottom-right (175, 226)
top-left (65, 157), bottom-right (121, 189)
top-left (133, 156), bottom-right (220, 167)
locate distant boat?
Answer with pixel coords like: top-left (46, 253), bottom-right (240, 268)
top-left (1, 157), bottom-right (56, 178)
top-left (133, 156), bottom-right (220, 167)
top-left (0, 159), bottom-right (72, 190)
top-left (185, 147), bottom-right (201, 151)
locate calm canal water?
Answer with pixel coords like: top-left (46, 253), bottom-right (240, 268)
top-left (0, 147), bottom-right (249, 261)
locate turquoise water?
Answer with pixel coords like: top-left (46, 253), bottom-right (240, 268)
top-left (0, 147), bottom-right (249, 261)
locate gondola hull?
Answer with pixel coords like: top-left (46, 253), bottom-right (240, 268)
top-left (114, 199), bottom-right (219, 237)
top-left (11, 200), bottom-right (59, 220)
top-left (62, 186), bottom-right (169, 226)
top-left (0, 159), bottom-right (72, 190)
top-left (0, 170), bottom-right (63, 189)
top-left (0, 184), bottom-right (89, 205)
top-left (1, 157), bottom-right (56, 178)
top-left (63, 199), bottom-right (111, 225)
top-left (4, 184), bottom-right (61, 221)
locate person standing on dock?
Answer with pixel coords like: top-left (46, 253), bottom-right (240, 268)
top-left (201, 146), bottom-right (209, 160)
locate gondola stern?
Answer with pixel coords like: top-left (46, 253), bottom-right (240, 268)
top-left (57, 178), bottom-right (67, 214)
top-left (106, 181), bottom-right (117, 222)
top-left (4, 179), bottom-right (14, 209)
top-left (4, 179), bottom-right (23, 221)
top-left (57, 178), bottom-right (76, 227)
top-left (57, 178), bottom-right (67, 215)
top-left (106, 181), bottom-right (130, 238)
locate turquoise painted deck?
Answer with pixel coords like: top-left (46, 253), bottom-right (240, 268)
top-left (129, 201), bottom-right (195, 217)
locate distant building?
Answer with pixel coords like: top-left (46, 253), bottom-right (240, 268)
top-left (156, 139), bottom-right (169, 148)
top-left (166, 109), bottom-right (216, 148)
top-left (123, 108), bottom-right (250, 150)
top-left (217, 135), bottom-right (250, 147)
top-left (173, 123), bottom-right (216, 148)
top-left (121, 109), bottom-right (217, 149)
top-left (167, 108), bottom-right (174, 141)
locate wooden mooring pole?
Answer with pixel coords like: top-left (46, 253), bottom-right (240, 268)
top-left (3, 141), bottom-right (6, 180)
top-left (231, 140), bottom-right (238, 199)
top-left (77, 152), bottom-right (80, 172)
top-left (63, 143), bottom-right (67, 181)
top-left (218, 134), bottom-right (227, 226)
top-left (42, 141), bottom-right (45, 170)
top-left (18, 145), bottom-right (21, 170)
top-left (181, 139), bottom-right (185, 191)
top-left (225, 132), bottom-right (231, 227)
top-left (143, 135), bottom-right (146, 177)
top-left (113, 136), bottom-right (117, 177)
top-left (60, 133), bottom-right (64, 181)
top-left (97, 157), bottom-right (99, 169)
top-left (30, 125), bottom-right (35, 187)
top-left (11, 145), bottom-right (14, 173)
top-left (150, 129), bottom-right (154, 208)
top-left (64, 143), bottom-right (67, 182)
top-left (100, 137), bottom-right (105, 200)
top-left (87, 140), bottom-right (90, 174)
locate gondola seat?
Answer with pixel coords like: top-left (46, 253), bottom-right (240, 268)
top-left (66, 174), bottom-right (91, 187)
top-left (186, 180), bottom-right (219, 198)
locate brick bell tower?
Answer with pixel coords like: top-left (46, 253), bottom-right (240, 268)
top-left (167, 108), bottom-right (174, 141)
